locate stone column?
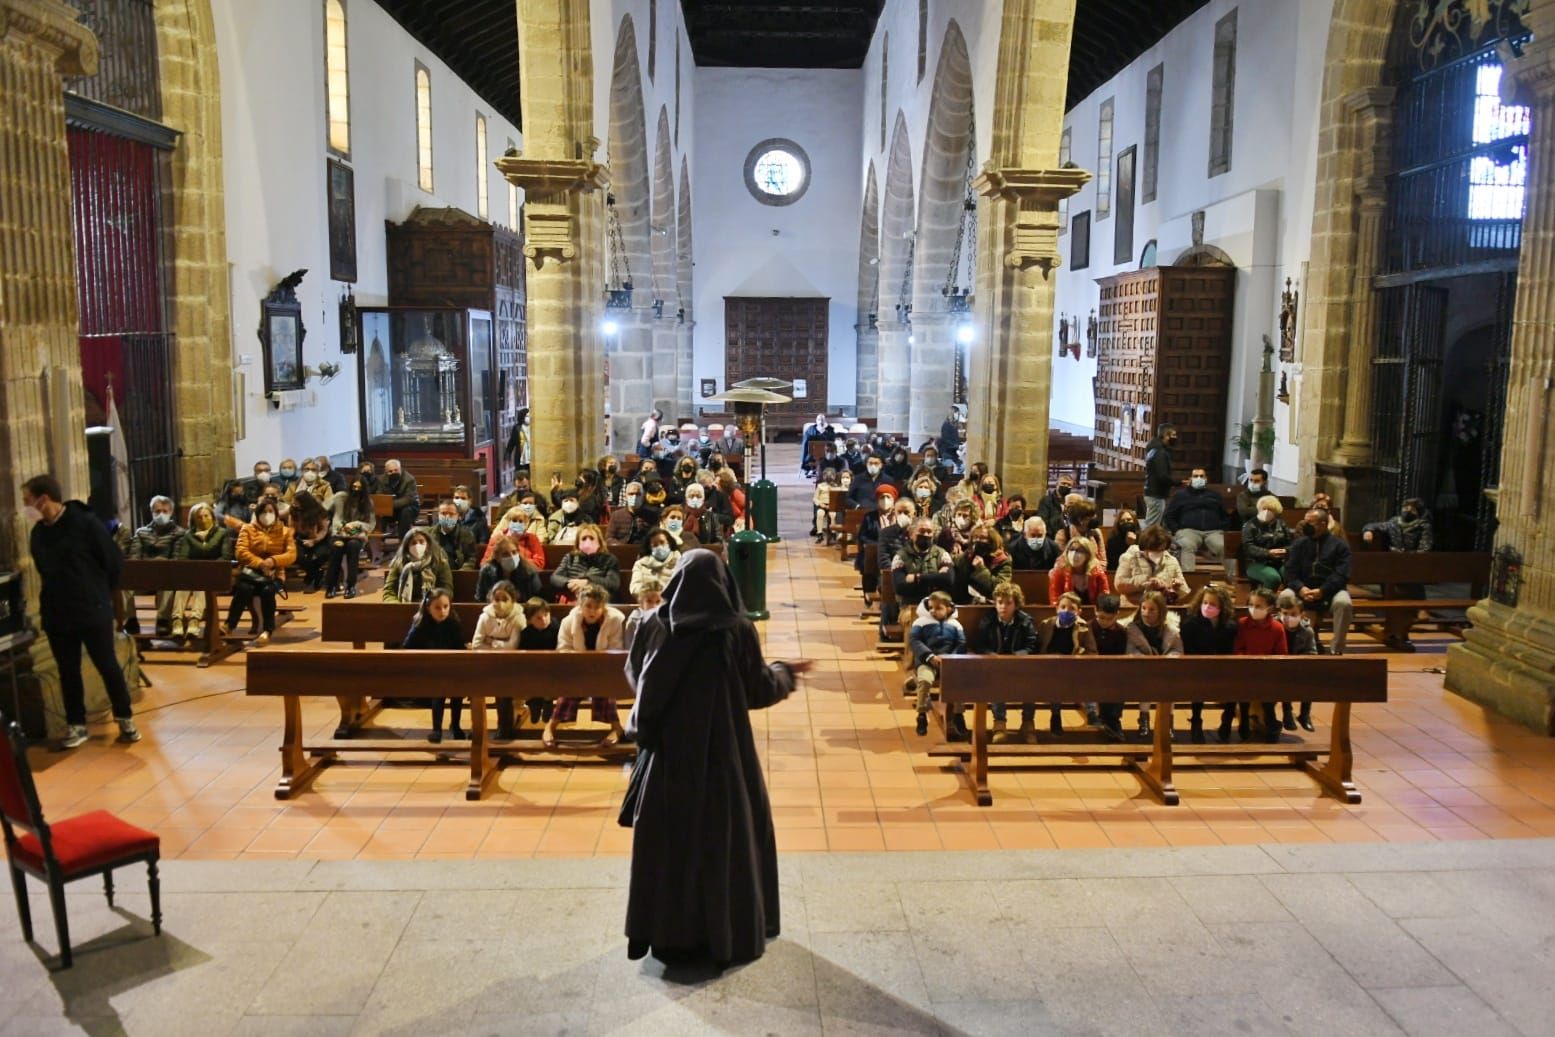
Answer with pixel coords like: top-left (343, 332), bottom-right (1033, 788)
top-left (966, 166), bottom-right (1089, 493)
top-left (495, 156), bottom-right (608, 480)
top-left (649, 306), bottom-right (677, 418)
top-left (908, 311), bottom-right (955, 446)
top-left (876, 319), bottom-right (910, 434)
top-left (0, 0), bottom-right (97, 552)
top-left (675, 314), bottom-right (694, 419)
top-left (855, 320), bottom-right (879, 419)
top-left (1446, 2), bottom-right (1555, 734)
top-left (1330, 88), bottom-right (1395, 466)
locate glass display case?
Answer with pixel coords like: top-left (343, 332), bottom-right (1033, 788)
top-left (357, 307), bottom-right (495, 458)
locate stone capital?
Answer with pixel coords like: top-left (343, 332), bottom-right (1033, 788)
top-left (973, 166), bottom-right (1092, 275)
top-left (0, 0), bottom-right (97, 75)
top-left (1341, 85), bottom-right (1395, 121)
top-left (494, 155), bottom-right (608, 266)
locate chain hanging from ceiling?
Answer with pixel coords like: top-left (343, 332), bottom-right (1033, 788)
top-left (942, 116), bottom-right (977, 317)
top-left (605, 193), bottom-right (633, 310)
top-left (895, 236), bottom-right (915, 324)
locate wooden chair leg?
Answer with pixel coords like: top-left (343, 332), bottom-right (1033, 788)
top-left (9, 864), bottom-right (31, 942)
top-left (147, 857), bottom-right (161, 935)
top-left (970, 702), bottom-right (991, 806)
top-left (47, 879), bottom-right (70, 969)
top-left (103, 869), bottom-right (114, 906)
top-left (1306, 701), bottom-right (1361, 803)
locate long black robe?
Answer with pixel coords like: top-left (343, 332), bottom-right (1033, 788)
top-left (623, 549), bottom-right (795, 965)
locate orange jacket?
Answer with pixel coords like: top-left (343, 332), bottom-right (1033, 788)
top-left (236, 520), bottom-right (298, 581)
top-left (1048, 561), bottom-right (1111, 605)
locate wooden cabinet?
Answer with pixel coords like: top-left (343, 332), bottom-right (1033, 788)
top-left (723, 297), bottom-right (828, 431)
top-left (385, 207), bottom-right (525, 491)
top-left (1092, 265), bottom-right (1234, 476)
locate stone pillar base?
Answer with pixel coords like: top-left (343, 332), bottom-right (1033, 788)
top-left (1446, 602), bottom-right (1555, 735)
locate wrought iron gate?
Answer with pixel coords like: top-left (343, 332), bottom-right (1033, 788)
top-left (1370, 284), bottom-right (1447, 512)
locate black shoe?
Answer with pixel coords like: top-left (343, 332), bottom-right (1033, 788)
top-left (1190, 720), bottom-right (1205, 744)
top-left (1137, 716), bottom-right (1152, 741)
top-left (496, 727), bottom-right (516, 742)
top-left (428, 730), bottom-right (443, 744)
top-left (343, 586), bottom-right (357, 599)
top-left (1098, 719), bottom-right (1124, 743)
top-left (1085, 708), bottom-right (1101, 727)
top-left (1050, 714), bottom-right (1064, 737)
top-left (1298, 714), bottom-right (1314, 732)
top-left (628, 940), bottom-right (649, 961)
top-left (1217, 720), bottom-right (1234, 744)
top-left (1264, 728), bottom-right (1283, 743)
top-left (325, 586), bottom-right (338, 599)
top-left (1282, 712), bottom-right (1297, 731)
top-left (915, 711), bottom-right (928, 736)
top-left (1238, 723), bottom-right (1251, 741)
top-left (451, 727), bottom-right (466, 741)
top-left (947, 712), bottom-right (969, 742)
top-left (333, 724), bottom-right (352, 739)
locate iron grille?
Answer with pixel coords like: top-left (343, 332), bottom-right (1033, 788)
top-left (61, 0), bottom-right (162, 121)
top-left (1370, 284), bottom-right (1447, 512)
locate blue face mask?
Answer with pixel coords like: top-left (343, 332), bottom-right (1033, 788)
top-left (666, 520), bottom-right (683, 534)
top-left (499, 555), bottom-right (518, 572)
top-left (651, 544), bottom-right (671, 562)
top-left (1025, 536), bottom-right (1045, 549)
top-left (152, 512), bottom-right (172, 528)
top-left (438, 516), bottom-right (457, 530)
top-left (1056, 609), bottom-right (1077, 628)
top-left (1191, 477), bottom-right (1207, 490)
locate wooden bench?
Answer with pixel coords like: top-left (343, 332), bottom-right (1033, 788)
top-left (936, 654), bottom-right (1388, 807)
top-left (247, 649), bottom-right (634, 799)
top-left (118, 559), bottom-right (238, 666)
top-left (838, 508), bottom-right (865, 561)
top-left (1343, 550), bottom-right (1488, 650)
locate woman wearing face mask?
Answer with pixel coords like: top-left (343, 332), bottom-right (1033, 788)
top-left (285, 460), bottom-right (334, 510)
top-left (1036, 591), bottom-right (1100, 736)
top-left (273, 459), bottom-right (300, 493)
top-left (551, 524), bottom-right (622, 602)
top-left (382, 530), bottom-right (453, 604)
top-left (1275, 588), bottom-right (1317, 731)
top-left (288, 490), bottom-right (333, 592)
top-left (1232, 586), bottom-right (1288, 742)
top-left (1179, 583), bottom-right (1240, 743)
top-left (1241, 493), bottom-right (1294, 590)
top-left (956, 523), bottom-right (1013, 605)
top-left (1106, 510), bottom-right (1142, 573)
top-left (884, 448), bottom-right (913, 484)
top-left (324, 477), bottom-right (376, 598)
top-left (217, 480), bottom-right (253, 532)
top-left (994, 494), bottom-right (1028, 543)
top-left (476, 536), bottom-right (542, 603)
top-left (598, 454), bottom-right (626, 507)
top-left (547, 489), bottom-right (588, 545)
top-left (681, 483), bottom-right (726, 544)
top-left (1125, 589), bottom-right (1183, 738)
top-left (671, 459), bottom-right (700, 502)
top-left (973, 474), bottom-right (1003, 522)
top-left (221, 499), bottom-right (296, 646)
top-left (1114, 525), bottom-right (1190, 606)
top-left (1049, 538), bottom-right (1111, 606)
top-left (1056, 495), bottom-right (1108, 570)
top-left (172, 502), bottom-right (231, 641)
top-left (661, 505), bottom-right (696, 550)
top-left (631, 528), bottom-right (681, 597)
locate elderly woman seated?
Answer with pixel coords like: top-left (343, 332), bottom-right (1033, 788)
top-left (550, 523), bottom-right (622, 602)
top-left (1241, 493), bottom-right (1294, 590)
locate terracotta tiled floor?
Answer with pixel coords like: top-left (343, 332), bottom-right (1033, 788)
top-left (27, 447), bottom-right (1555, 861)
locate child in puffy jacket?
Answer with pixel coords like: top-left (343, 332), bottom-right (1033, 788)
top-left (402, 587), bottom-right (466, 742)
top-left (907, 591), bottom-right (966, 736)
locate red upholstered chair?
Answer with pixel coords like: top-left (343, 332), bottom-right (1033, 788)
top-left (0, 720), bottom-right (161, 969)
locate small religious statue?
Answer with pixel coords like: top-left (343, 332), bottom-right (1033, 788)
top-left (1086, 310), bottom-right (1099, 359)
top-left (1277, 371), bottom-right (1290, 404)
top-left (395, 406), bottom-right (406, 429)
top-left (1279, 277), bottom-right (1299, 363)
top-left (451, 404), bottom-right (461, 425)
top-left (1058, 314), bottom-right (1070, 357)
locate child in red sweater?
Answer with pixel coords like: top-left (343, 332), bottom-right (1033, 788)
top-left (1233, 586), bottom-right (1288, 742)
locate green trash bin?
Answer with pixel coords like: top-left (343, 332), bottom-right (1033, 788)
top-left (747, 478), bottom-right (780, 542)
top-left (728, 529), bottom-right (771, 620)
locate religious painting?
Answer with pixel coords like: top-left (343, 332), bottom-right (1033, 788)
top-left (1071, 210), bottom-right (1091, 271)
top-left (1114, 146), bottom-right (1137, 266)
top-left (259, 269), bottom-right (307, 396)
top-left (327, 157), bottom-right (357, 282)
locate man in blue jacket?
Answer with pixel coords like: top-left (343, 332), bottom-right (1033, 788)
top-left (22, 474), bottom-right (139, 748)
top-left (1285, 508), bottom-right (1355, 655)
top-left (1165, 467), bottom-right (1228, 563)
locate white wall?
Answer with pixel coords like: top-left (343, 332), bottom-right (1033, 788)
top-left (690, 67), bottom-right (864, 410)
top-left (215, 0), bottom-right (523, 472)
top-left (1051, 0), bottom-right (1335, 488)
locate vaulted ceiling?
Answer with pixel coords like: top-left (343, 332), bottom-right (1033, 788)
top-left (371, 0), bottom-right (1216, 135)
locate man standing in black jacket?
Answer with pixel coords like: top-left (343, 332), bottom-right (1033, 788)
top-left (22, 475), bottom-right (139, 748)
top-left (1142, 422), bottom-right (1179, 530)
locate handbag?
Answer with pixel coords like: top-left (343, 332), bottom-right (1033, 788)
top-left (617, 746), bottom-right (654, 828)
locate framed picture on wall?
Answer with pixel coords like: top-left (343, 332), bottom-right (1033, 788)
top-left (327, 157), bottom-right (357, 282)
top-left (259, 271), bottom-right (307, 396)
top-left (1071, 211), bottom-right (1091, 271)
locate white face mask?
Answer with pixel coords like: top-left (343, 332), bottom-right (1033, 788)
top-left (896, 513), bottom-right (911, 528)
top-left (1282, 613), bottom-right (1302, 629)
top-left (955, 517), bottom-right (971, 531)
top-left (255, 471), bottom-right (271, 484)
top-left (410, 542), bottom-right (427, 560)
top-left (561, 500), bottom-right (579, 515)
top-left (1190, 477), bottom-right (1207, 489)
top-left (258, 513), bottom-right (276, 527)
top-left (686, 495), bottom-right (704, 509)
top-left (1258, 508), bottom-right (1275, 523)
top-left (23, 505), bottom-right (43, 524)
top-left (1249, 606), bottom-right (1269, 621)
top-left (302, 470), bottom-right (318, 484)
top-left (520, 503), bottom-right (536, 516)
top-left (1068, 551), bottom-right (1086, 566)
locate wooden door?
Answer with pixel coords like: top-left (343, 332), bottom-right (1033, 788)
top-left (723, 298), bottom-right (828, 430)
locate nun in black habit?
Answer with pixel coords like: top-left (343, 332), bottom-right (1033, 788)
top-left (622, 548), bottom-right (811, 967)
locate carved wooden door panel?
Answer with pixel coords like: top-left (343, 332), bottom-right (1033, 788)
top-left (723, 297), bottom-right (829, 429)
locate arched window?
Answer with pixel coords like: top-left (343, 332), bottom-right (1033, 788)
top-left (415, 62), bottom-right (433, 192)
top-left (475, 112), bottom-right (488, 219)
top-left (1058, 126), bottom-right (1072, 234)
top-left (1096, 99), bottom-right (1114, 220)
top-left (324, 0), bottom-right (350, 156)
top-left (648, 0), bottom-right (657, 81)
top-left (879, 33), bottom-right (889, 152)
top-left (917, 0), bottom-right (928, 83)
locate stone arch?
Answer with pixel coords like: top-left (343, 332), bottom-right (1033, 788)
top-left (651, 107), bottom-right (675, 305)
top-left (154, 0), bottom-right (235, 500)
top-left (877, 111), bottom-right (916, 436)
top-left (607, 15), bottom-right (651, 295)
top-left (909, 19), bottom-right (975, 443)
top-left (856, 162), bottom-right (881, 418)
top-left (1296, 0), bottom-right (1401, 497)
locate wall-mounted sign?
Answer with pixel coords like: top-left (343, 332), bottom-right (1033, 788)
top-left (792, 378), bottom-right (807, 399)
top-left (700, 378), bottom-right (717, 398)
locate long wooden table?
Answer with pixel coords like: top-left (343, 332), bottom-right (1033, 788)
top-left (935, 654), bottom-right (1388, 807)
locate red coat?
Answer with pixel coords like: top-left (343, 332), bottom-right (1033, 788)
top-left (1049, 562), bottom-right (1110, 605)
top-left (1233, 614), bottom-right (1288, 655)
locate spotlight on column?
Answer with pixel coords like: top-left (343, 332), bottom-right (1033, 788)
top-left (601, 318), bottom-right (620, 336)
top-left (956, 322), bottom-right (976, 346)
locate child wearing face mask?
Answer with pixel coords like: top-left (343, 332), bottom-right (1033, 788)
top-left (812, 470), bottom-right (840, 541)
top-left (623, 576), bottom-right (665, 652)
top-left (907, 591), bottom-right (966, 736)
top-left (1179, 583), bottom-right (1241, 743)
top-left (472, 581), bottom-right (526, 738)
top-left (1035, 591), bottom-right (1100, 736)
top-left (402, 588), bottom-right (467, 742)
top-left (128, 495), bottom-right (185, 636)
top-left (1232, 587), bottom-right (1288, 743)
top-left (630, 529), bottom-right (680, 597)
top-left (221, 500), bottom-right (296, 646)
top-left (383, 531), bottom-right (453, 604)
top-left (551, 525), bottom-right (622, 603)
top-left (546, 585), bottom-right (627, 748)
top-left (172, 502), bottom-right (232, 641)
top-left (517, 597), bottom-right (559, 727)
top-left (1275, 589), bottom-right (1316, 731)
